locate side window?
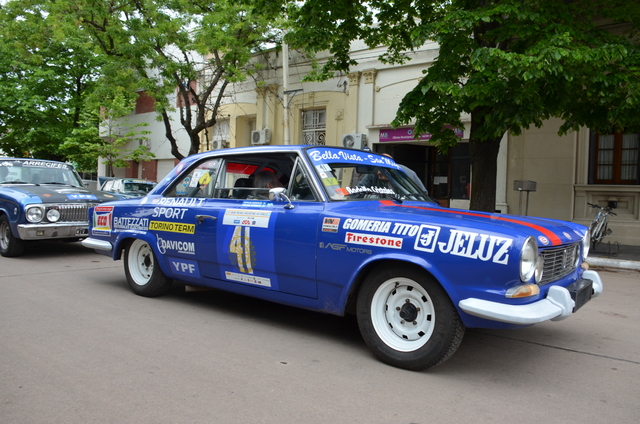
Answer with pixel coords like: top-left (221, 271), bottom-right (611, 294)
top-left (165, 158), bottom-right (222, 198)
top-left (289, 160), bottom-right (317, 201)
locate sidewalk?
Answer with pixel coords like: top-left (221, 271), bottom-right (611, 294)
top-left (587, 242), bottom-right (640, 271)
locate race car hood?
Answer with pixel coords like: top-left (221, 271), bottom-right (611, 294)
top-left (1, 184), bottom-right (121, 204)
top-left (349, 200), bottom-right (586, 248)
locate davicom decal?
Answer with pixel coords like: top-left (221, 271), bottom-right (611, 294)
top-left (157, 235), bottom-right (195, 255)
top-left (414, 224), bottom-right (512, 265)
top-left (152, 207), bottom-right (188, 219)
top-left (149, 221), bottom-right (195, 234)
top-left (113, 217), bottom-right (149, 232)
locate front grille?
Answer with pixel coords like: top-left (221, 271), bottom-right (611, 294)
top-left (539, 243), bottom-right (580, 285)
top-left (49, 203), bottom-right (98, 223)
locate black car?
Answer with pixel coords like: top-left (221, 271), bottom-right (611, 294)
top-left (0, 158), bottom-right (122, 257)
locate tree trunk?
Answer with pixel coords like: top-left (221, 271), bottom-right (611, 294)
top-left (468, 112), bottom-right (504, 212)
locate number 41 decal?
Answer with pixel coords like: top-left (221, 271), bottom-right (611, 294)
top-left (229, 225), bottom-right (254, 274)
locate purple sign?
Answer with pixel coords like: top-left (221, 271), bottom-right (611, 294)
top-left (378, 127), bottom-right (463, 142)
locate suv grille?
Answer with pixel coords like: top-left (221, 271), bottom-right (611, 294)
top-left (50, 203), bottom-right (98, 223)
top-left (539, 243), bottom-right (580, 285)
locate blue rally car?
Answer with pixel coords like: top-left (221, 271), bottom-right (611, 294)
top-left (82, 145), bottom-right (603, 370)
top-left (0, 158), bottom-right (121, 257)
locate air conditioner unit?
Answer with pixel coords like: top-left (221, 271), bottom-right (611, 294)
top-left (211, 136), bottom-right (228, 150)
top-left (251, 129), bottom-right (271, 145)
top-left (342, 133), bottom-right (368, 150)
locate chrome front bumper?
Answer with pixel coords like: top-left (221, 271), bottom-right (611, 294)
top-left (17, 222), bottom-right (89, 240)
top-left (81, 237), bottom-right (113, 252)
top-left (458, 270), bottom-right (604, 325)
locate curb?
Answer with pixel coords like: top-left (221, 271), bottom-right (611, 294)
top-left (587, 256), bottom-right (640, 271)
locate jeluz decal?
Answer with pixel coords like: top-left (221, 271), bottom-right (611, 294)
top-left (322, 217), bottom-right (341, 233)
top-left (92, 206), bottom-right (113, 235)
top-left (113, 217), bottom-right (149, 232)
top-left (67, 193), bottom-right (98, 201)
top-left (229, 226), bottom-right (254, 274)
top-left (345, 232), bottom-right (403, 249)
top-left (415, 226), bottom-right (513, 265)
top-left (157, 235), bottom-right (195, 255)
top-left (169, 258), bottom-right (200, 277)
top-left (319, 242), bottom-right (372, 254)
top-left (149, 221), bottom-right (195, 234)
top-left (152, 207), bottom-right (188, 219)
top-left (225, 271), bottom-right (271, 287)
top-left (222, 209), bottom-right (271, 228)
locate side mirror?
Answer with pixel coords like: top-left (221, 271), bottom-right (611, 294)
top-left (269, 187), bottom-right (294, 209)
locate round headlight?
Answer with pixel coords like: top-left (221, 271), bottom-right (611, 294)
top-left (520, 236), bottom-right (538, 282)
top-left (26, 206), bottom-right (44, 223)
top-left (582, 231), bottom-right (590, 260)
top-left (47, 208), bottom-right (61, 222)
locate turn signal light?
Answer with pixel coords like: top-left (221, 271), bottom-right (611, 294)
top-left (506, 284), bottom-right (540, 298)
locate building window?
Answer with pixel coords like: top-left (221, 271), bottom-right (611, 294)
top-left (135, 91), bottom-right (155, 114)
top-left (301, 108), bottom-right (326, 145)
top-left (591, 132), bottom-right (640, 184)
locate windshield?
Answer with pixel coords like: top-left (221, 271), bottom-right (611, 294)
top-left (0, 159), bottom-right (83, 186)
top-left (124, 181), bottom-right (156, 194)
top-left (306, 147), bottom-right (432, 202)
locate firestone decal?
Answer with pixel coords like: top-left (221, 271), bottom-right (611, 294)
top-left (345, 232), bottom-right (403, 249)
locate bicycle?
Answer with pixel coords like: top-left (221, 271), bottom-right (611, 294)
top-left (587, 203), bottom-right (617, 249)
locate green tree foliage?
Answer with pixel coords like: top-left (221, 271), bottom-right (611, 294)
top-left (45, 0), bottom-right (283, 160)
top-left (285, 0), bottom-right (640, 211)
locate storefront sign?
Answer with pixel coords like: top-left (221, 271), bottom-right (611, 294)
top-left (378, 127), bottom-right (464, 142)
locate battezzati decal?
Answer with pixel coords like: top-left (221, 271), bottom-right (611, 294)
top-left (113, 217), bottom-right (149, 232)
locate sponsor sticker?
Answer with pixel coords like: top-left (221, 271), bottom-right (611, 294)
top-left (169, 258), bottom-right (200, 277)
top-left (225, 271), bottom-right (272, 287)
top-left (538, 235), bottom-right (549, 245)
top-left (322, 217), bottom-right (341, 233)
top-left (67, 193), bottom-right (98, 201)
top-left (149, 220), bottom-right (195, 234)
top-left (222, 209), bottom-right (271, 228)
top-left (345, 232), bottom-right (403, 249)
top-left (92, 206), bottom-right (113, 235)
top-left (414, 225), bottom-right (441, 253)
top-left (157, 235), bottom-right (196, 255)
top-left (113, 217), bottom-right (149, 232)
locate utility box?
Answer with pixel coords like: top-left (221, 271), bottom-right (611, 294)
top-left (513, 180), bottom-right (537, 192)
top-left (513, 180), bottom-right (537, 215)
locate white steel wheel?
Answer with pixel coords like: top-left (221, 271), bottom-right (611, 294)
top-left (124, 239), bottom-right (172, 297)
top-left (357, 265), bottom-right (465, 371)
top-left (370, 277), bottom-right (435, 352)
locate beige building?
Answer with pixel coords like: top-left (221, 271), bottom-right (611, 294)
top-left (104, 40), bottom-right (639, 247)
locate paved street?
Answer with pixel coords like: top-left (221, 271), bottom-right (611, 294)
top-left (1, 242), bottom-right (639, 424)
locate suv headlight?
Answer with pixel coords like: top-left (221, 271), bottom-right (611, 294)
top-left (520, 236), bottom-right (538, 282)
top-left (26, 205), bottom-right (45, 223)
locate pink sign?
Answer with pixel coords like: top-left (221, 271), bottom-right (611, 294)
top-left (378, 127), bottom-right (463, 142)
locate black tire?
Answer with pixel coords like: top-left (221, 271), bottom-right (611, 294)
top-left (124, 239), bottom-right (173, 297)
top-left (0, 214), bottom-right (26, 257)
top-left (356, 264), bottom-right (465, 371)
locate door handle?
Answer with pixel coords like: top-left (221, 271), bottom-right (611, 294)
top-left (195, 214), bottom-right (217, 224)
